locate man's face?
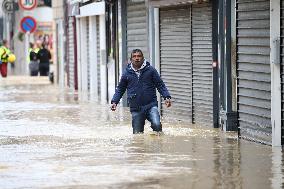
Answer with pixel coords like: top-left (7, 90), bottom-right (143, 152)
top-left (131, 52), bottom-right (144, 67)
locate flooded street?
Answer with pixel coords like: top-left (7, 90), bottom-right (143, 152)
top-left (0, 76), bottom-right (283, 189)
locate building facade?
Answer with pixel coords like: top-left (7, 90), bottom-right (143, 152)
top-left (56, 0), bottom-right (283, 146)
top-left (53, 0), bottom-right (66, 86)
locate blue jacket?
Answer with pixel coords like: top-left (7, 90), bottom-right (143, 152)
top-left (111, 61), bottom-right (171, 112)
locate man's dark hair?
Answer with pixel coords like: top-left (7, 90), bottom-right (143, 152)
top-left (131, 49), bottom-right (144, 58)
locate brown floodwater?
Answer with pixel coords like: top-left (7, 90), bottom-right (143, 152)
top-left (0, 76), bottom-right (282, 189)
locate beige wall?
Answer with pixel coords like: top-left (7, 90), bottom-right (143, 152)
top-left (52, 0), bottom-right (65, 84)
top-left (52, 0), bottom-right (64, 20)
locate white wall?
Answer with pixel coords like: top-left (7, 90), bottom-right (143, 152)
top-left (23, 7), bottom-right (53, 22)
top-left (13, 10), bottom-right (26, 75)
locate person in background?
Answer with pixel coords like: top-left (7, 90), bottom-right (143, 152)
top-left (0, 39), bottom-right (13, 78)
top-left (37, 43), bottom-right (51, 76)
top-left (111, 49), bottom-right (172, 134)
top-left (29, 43), bottom-right (40, 76)
top-left (28, 42), bottom-right (33, 62)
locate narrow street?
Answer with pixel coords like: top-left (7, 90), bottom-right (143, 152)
top-left (0, 76), bottom-right (282, 189)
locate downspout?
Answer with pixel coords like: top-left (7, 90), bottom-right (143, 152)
top-left (219, 0), bottom-right (238, 131)
top-left (120, 0), bottom-right (128, 106)
top-left (74, 16), bottom-right (78, 90)
top-left (212, 0), bottom-right (219, 128)
top-left (225, 0), bottom-right (232, 113)
top-left (64, 1), bottom-right (70, 87)
top-left (100, 11), bottom-right (107, 104)
top-left (218, 0), bottom-right (225, 113)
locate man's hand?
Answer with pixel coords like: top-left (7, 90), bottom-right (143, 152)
top-left (165, 98), bottom-right (171, 108)
top-left (111, 103), bottom-right (117, 111)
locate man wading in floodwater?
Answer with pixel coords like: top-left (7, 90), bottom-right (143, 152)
top-left (110, 49), bottom-right (172, 134)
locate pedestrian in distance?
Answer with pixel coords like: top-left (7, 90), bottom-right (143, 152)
top-left (29, 43), bottom-right (40, 76)
top-left (0, 39), bottom-right (16, 78)
top-left (111, 49), bottom-right (172, 134)
top-left (37, 43), bottom-right (51, 76)
top-left (27, 42), bottom-right (33, 62)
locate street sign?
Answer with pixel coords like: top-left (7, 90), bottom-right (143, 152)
top-left (2, 0), bottom-right (15, 13)
top-left (18, 0), bottom-right (37, 10)
top-left (20, 16), bottom-right (37, 33)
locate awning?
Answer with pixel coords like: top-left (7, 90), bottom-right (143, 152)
top-left (77, 1), bottom-right (105, 17)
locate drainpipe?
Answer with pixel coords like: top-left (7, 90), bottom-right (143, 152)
top-left (100, 13), bottom-right (107, 104)
top-left (218, 0), bottom-right (224, 115)
top-left (212, 0), bottom-right (219, 128)
top-left (74, 16), bottom-right (78, 90)
top-left (120, 0), bottom-right (128, 106)
top-left (219, 0), bottom-right (238, 131)
top-left (64, 0), bottom-right (69, 87)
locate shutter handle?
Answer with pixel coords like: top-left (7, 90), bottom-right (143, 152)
top-left (272, 38), bottom-right (280, 65)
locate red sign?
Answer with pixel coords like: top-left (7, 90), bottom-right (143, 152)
top-left (18, 0), bottom-right (37, 10)
top-left (20, 16), bottom-right (37, 33)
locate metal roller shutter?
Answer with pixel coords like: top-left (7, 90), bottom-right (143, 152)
top-left (236, 0), bottom-right (271, 144)
top-left (281, 0), bottom-right (284, 144)
top-left (126, 0), bottom-right (148, 59)
top-left (159, 6), bottom-right (192, 122)
top-left (192, 2), bottom-right (213, 126)
top-left (68, 18), bottom-right (75, 89)
top-left (97, 16), bottom-right (101, 98)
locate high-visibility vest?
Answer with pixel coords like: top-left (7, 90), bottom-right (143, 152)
top-left (28, 47), bottom-right (40, 63)
top-left (27, 48), bottom-right (33, 62)
top-left (0, 48), bottom-right (5, 62)
top-left (0, 46), bottom-right (11, 63)
top-left (34, 48), bottom-right (40, 53)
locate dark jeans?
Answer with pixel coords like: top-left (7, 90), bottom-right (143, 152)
top-left (39, 62), bottom-right (50, 76)
top-left (131, 106), bottom-right (162, 134)
top-left (29, 61), bottom-right (39, 76)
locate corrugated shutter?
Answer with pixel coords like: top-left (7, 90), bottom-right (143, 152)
top-left (86, 17), bottom-right (90, 90)
top-left (97, 16), bottom-right (101, 98)
top-left (281, 0), bottom-right (284, 144)
top-left (68, 18), bottom-right (75, 89)
top-left (192, 2), bottom-right (213, 126)
top-left (236, 0), bottom-right (271, 144)
top-left (159, 6), bottom-right (192, 122)
top-left (126, 0), bottom-right (148, 59)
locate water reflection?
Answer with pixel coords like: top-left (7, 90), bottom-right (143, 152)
top-left (212, 136), bottom-right (242, 189)
top-left (0, 77), bottom-right (282, 189)
top-left (271, 148), bottom-right (284, 189)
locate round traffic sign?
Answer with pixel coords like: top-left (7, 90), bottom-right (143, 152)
top-left (2, 0), bottom-right (15, 13)
top-left (18, 0), bottom-right (37, 10)
top-left (20, 16), bottom-right (37, 33)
